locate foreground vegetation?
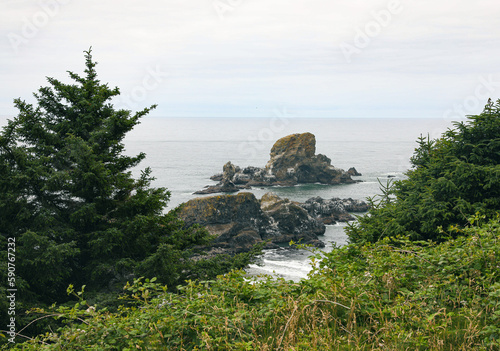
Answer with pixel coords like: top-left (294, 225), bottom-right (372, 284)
top-left (5, 215), bottom-right (500, 350)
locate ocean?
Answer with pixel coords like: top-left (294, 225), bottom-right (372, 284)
top-left (120, 117), bottom-right (456, 281)
top-left (0, 115), bottom-right (456, 281)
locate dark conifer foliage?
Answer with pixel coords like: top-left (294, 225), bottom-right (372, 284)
top-left (0, 49), bottom-right (254, 315)
top-left (347, 99), bottom-right (500, 244)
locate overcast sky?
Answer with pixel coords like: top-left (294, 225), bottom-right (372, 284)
top-left (1, 0), bottom-right (500, 119)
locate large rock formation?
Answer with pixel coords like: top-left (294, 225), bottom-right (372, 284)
top-left (179, 191), bottom-right (371, 255)
top-left (178, 192), bottom-right (326, 255)
top-left (195, 132), bottom-right (360, 194)
top-left (263, 132), bottom-right (353, 185)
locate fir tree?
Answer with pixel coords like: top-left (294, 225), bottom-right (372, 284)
top-left (0, 49), bottom-right (255, 316)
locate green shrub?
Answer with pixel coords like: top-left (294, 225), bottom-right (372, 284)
top-left (347, 99), bottom-right (500, 244)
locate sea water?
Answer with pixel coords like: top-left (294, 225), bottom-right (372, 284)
top-left (121, 117), bottom-right (454, 281)
top-left (0, 115), bottom-right (456, 281)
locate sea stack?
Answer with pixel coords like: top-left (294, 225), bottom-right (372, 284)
top-left (195, 132), bottom-right (360, 194)
top-left (263, 132), bottom-right (355, 185)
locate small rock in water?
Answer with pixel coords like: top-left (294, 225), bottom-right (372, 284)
top-left (347, 167), bottom-right (362, 176)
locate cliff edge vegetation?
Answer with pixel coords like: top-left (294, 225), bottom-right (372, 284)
top-left (6, 215), bottom-right (500, 350)
top-left (347, 98), bottom-right (500, 245)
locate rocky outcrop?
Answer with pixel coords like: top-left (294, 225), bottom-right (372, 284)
top-left (261, 132), bottom-right (354, 185)
top-left (347, 167), bottom-right (362, 176)
top-left (300, 197), bottom-right (370, 225)
top-left (194, 162), bottom-right (250, 194)
top-left (260, 193), bottom-right (325, 246)
top-left (195, 133), bottom-right (360, 195)
top-left (178, 192), bottom-right (326, 255)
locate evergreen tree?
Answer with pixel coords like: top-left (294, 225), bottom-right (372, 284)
top-left (0, 49), bottom-right (254, 314)
top-left (347, 99), bottom-right (500, 244)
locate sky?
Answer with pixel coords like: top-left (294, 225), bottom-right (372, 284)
top-left (1, 0), bottom-right (500, 119)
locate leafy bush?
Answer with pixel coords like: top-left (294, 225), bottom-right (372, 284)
top-left (347, 99), bottom-right (500, 244)
top-left (6, 216), bottom-right (500, 350)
